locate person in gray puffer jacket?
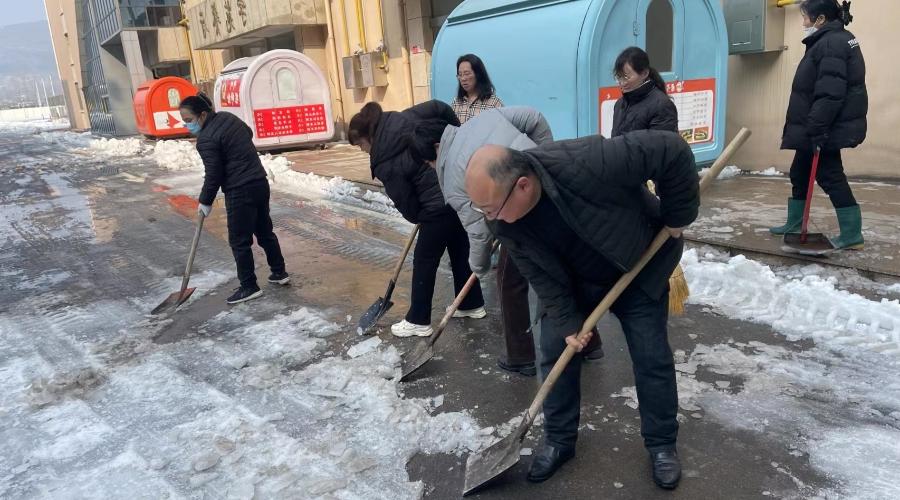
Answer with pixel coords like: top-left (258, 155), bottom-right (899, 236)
top-left (408, 107), bottom-right (603, 376)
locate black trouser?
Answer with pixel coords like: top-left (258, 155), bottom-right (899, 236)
top-left (789, 148), bottom-right (857, 208)
top-left (540, 281), bottom-right (677, 453)
top-left (224, 180), bottom-right (286, 289)
top-left (406, 210), bottom-right (484, 325)
top-left (497, 247), bottom-right (536, 364)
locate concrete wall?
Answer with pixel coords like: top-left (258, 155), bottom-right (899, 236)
top-left (43, 0), bottom-right (90, 130)
top-left (725, 1), bottom-right (899, 178)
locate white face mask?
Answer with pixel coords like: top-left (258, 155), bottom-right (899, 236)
top-left (803, 26), bottom-right (819, 38)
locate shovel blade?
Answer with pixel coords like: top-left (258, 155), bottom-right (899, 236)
top-left (462, 417), bottom-right (530, 496)
top-left (782, 232), bottom-right (835, 256)
top-left (399, 340), bottom-right (434, 381)
top-left (357, 298), bottom-right (393, 335)
top-left (150, 287), bottom-right (196, 315)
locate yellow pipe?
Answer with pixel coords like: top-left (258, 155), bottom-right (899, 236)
top-left (354, 0), bottom-right (367, 52)
top-left (374, 0), bottom-right (386, 49)
top-left (177, 1), bottom-right (198, 83)
top-left (777, 0), bottom-right (798, 7)
top-left (324, 0), bottom-right (346, 132)
top-left (337, 0), bottom-right (351, 55)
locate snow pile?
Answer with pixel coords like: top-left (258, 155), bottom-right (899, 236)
top-left (752, 167), bottom-right (783, 176)
top-left (151, 139), bottom-right (203, 171)
top-left (0, 119), bottom-right (70, 134)
top-left (682, 248), bottom-right (900, 354)
top-left (89, 137), bottom-right (147, 157)
top-left (699, 164), bottom-right (742, 180)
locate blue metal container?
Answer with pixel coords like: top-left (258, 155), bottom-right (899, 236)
top-left (432, 0), bottom-right (729, 164)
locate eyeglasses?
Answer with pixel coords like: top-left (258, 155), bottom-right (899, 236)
top-left (472, 179), bottom-right (518, 220)
top-left (615, 73), bottom-right (634, 85)
top-left (457, 71), bottom-right (475, 79)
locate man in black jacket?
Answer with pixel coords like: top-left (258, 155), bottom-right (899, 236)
top-left (181, 95), bottom-right (288, 305)
top-left (465, 130), bottom-right (699, 489)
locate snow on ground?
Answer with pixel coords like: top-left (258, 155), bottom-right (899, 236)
top-left (0, 119), bottom-right (70, 134)
top-left (88, 137), bottom-right (148, 157)
top-left (699, 164), bottom-right (742, 180)
top-left (608, 248), bottom-right (900, 499)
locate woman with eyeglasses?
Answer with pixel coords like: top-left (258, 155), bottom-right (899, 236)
top-left (611, 47), bottom-right (678, 137)
top-left (451, 54), bottom-right (503, 124)
top-left (348, 100), bottom-right (486, 338)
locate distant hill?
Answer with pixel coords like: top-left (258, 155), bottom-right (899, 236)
top-left (0, 21), bottom-right (56, 76)
top-left (0, 21), bottom-right (59, 107)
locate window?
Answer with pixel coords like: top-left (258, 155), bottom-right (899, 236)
top-left (276, 69), bottom-right (298, 101)
top-left (646, 0), bottom-right (673, 73)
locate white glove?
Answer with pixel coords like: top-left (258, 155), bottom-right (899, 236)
top-left (198, 203), bottom-right (212, 217)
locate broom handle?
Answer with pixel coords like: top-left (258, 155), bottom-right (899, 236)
top-left (525, 127), bottom-right (753, 423)
top-left (799, 148), bottom-right (820, 243)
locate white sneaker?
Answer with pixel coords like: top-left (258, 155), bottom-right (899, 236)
top-left (452, 306), bottom-right (487, 319)
top-left (391, 320), bottom-right (433, 338)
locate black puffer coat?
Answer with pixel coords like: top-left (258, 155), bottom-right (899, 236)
top-left (611, 81), bottom-right (678, 137)
top-left (370, 100), bottom-right (460, 223)
top-left (490, 131), bottom-right (699, 336)
top-left (197, 111), bottom-right (267, 205)
top-left (782, 20), bottom-right (867, 151)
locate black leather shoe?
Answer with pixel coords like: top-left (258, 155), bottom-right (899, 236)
top-left (650, 450), bottom-right (682, 489)
top-left (497, 357), bottom-right (536, 377)
top-left (527, 444), bottom-right (575, 483)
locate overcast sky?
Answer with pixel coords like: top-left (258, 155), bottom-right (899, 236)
top-left (3, 1), bottom-right (47, 27)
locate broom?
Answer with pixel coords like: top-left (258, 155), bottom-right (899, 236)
top-left (647, 180), bottom-right (690, 315)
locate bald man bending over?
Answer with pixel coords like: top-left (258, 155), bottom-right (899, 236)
top-left (465, 131), bottom-right (699, 489)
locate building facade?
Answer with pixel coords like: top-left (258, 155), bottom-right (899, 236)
top-left (725, 0), bottom-right (899, 177)
top-left (180, 0), bottom-right (465, 137)
top-left (75, 0), bottom-right (192, 135)
top-left (44, 0), bottom-right (92, 130)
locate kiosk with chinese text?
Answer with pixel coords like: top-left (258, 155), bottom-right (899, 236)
top-left (431, 0), bottom-right (729, 164)
top-left (213, 49), bottom-right (335, 150)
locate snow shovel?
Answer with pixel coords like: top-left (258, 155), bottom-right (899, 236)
top-left (462, 127), bottom-right (753, 496)
top-left (151, 212), bottom-right (206, 315)
top-left (782, 148), bottom-right (835, 256)
top-left (400, 272), bottom-right (480, 381)
top-left (357, 224), bottom-right (420, 335)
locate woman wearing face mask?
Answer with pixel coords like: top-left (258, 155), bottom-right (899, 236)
top-left (770, 0), bottom-right (866, 251)
top-left (451, 54), bottom-right (503, 124)
top-left (348, 100), bottom-right (486, 338)
top-left (611, 47), bottom-right (677, 137)
top-left (179, 94), bottom-right (289, 305)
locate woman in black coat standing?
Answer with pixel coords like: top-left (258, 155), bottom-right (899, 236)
top-left (180, 94), bottom-right (289, 305)
top-left (348, 101), bottom-right (486, 338)
top-left (611, 47), bottom-right (678, 137)
top-left (770, 0), bottom-right (866, 250)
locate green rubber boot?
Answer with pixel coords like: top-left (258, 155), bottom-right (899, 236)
top-left (830, 205), bottom-right (865, 250)
top-left (769, 198), bottom-right (806, 235)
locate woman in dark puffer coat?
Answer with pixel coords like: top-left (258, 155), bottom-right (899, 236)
top-left (610, 47), bottom-right (678, 137)
top-left (770, 0), bottom-right (866, 250)
top-left (348, 101), bottom-right (485, 337)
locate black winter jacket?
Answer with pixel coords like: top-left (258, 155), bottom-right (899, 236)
top-left (197, 111), bottom-right (267, 205)
top-left (782, 20), bottom-right (867, 151)
top-left (490, 131), bottom-right (699, 336)
top-left (370, 100), bottom-right (460, 223)
top-left (611, 81), bottom-right (678, 137)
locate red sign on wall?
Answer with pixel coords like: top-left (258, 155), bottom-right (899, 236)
top-left (220, 78), bottom-right (242, 108)
top-left (599, 78), bottom-right (716, 145)
top-left (254, 104), bottom-right (328, 139)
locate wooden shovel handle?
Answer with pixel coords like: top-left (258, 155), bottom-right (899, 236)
top-left (526, 127), bottom-right (753, 423)
top-left (390, 224), bottom-right (420, 281)
top-left (179, 212), bottom-right (206, 293)
top-left (430, 241), bottom-right (500, 345)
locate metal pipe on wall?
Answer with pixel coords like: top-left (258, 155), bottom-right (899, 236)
top-left (324, 0), bottom-right (347, 134)
top-left (337, 0), bottom-right (352, 55)
top-left (399, 0), bottom-right (415, 107)
top-left (354, 0), bottom-right (367, 52)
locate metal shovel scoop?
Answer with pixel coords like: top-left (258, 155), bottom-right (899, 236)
top-left (782, 148), bottom-right (835, 256)
top-left (151, 212), bottom-right (205, 315)
top-left (357, 225), bottom-right (419, 335)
